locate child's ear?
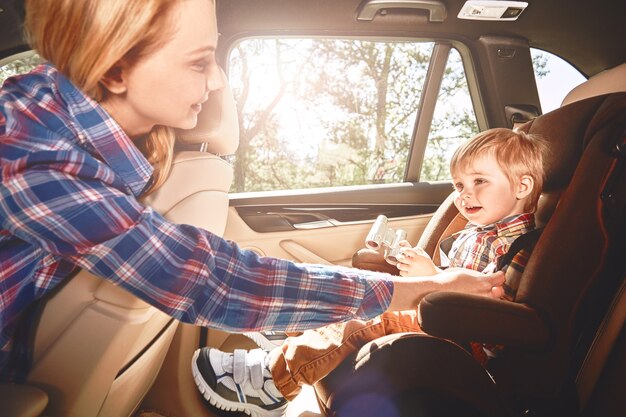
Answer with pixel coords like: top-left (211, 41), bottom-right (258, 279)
top-left (516, 175), bottom-right (534, 200)
top-left (100, 63), bottom-right (128, 95)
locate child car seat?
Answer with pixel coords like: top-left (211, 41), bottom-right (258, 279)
top-left (313, 92), bottom-right (626, 417)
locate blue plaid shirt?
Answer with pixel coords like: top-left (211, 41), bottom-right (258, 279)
top-left (0, 64), bottom-right (393, 382)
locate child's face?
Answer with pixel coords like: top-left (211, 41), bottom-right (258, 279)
top-left (102, 0), bottom-right (222, 137)
top-left (452, 153), bottom-right (530, 226)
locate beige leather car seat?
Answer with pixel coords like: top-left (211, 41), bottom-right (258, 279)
top-left (0, 68), bottom-right (239, 417)
top-left (561, 62), bottom-right (626, 106)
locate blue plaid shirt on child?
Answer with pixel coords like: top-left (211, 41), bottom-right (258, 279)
top-left (0, 64), bottom-right (394, 382)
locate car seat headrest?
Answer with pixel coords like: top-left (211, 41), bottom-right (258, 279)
top-left (520, 93), bottom-right (626, 227)
top-left (561, 62), bottom-right (626, 106)
top-left (174, 67), bottom-right (239, 155)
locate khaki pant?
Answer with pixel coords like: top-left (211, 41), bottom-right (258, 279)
top-left (268, 310), bottom-right (422, 400)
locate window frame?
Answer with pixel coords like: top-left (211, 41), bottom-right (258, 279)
top-left (218, 34), bottom-right (486, 194)
top-left (530, 47), bottom-right (587, 114)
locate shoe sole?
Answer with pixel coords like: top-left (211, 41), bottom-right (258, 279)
top-left (191, 349), bottom-right (288, 417)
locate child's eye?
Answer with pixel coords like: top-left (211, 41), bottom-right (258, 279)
top-left (453, 182), bottom-right (463, 191)
top-left (474, 178), bottom-right (486, 185)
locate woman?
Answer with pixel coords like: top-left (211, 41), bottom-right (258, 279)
top-left (0, 0), bottom-right (504, 382)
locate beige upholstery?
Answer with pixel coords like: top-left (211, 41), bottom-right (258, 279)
top-left (0, 383), bottom-right (48, 417)
top-left (18, 68), bottom-right (239, 417)
top-left (561, 62), bottom-right (626, 106)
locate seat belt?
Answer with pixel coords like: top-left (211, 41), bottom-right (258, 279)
top-left (496, 227), bottom-right (544, 272)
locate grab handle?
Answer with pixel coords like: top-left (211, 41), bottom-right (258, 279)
top-left (356, 0), bottom-right (447, 22)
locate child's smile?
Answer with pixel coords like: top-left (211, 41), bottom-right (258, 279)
top-left (461, 204), bottom-right (482, 215)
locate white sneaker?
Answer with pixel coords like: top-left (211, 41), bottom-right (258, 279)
top-left (192, 347), bottom-right (288, 417)
top-left (243, 331), bottom-right (288, 351)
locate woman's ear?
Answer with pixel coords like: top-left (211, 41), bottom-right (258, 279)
top-left (100, 63), bottom-right (128, 95)
top-left (516, 175), bottom-right (534, 200)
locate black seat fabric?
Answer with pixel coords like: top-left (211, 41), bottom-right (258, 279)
top-left (313, 93), bottom-right (626, 417)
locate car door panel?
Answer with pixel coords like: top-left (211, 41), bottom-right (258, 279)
top-left (223, 181), bottom-right (452, 265)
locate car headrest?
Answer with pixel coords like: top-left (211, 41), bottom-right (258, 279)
top-left (520, 92), bottom-right (626, 227)
top-left (175, 67), bottom-right (239, 155)
top-left (561, 62), bottom-right (626, 106)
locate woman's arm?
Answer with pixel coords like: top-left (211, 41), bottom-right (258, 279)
top-left (0, 149), bottom-right (394, 332)
top-left (1, 150), bottom-right (503, 332)
top-left (387, 268), bottom-right (505, 311)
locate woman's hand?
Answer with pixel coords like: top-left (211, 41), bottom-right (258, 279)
top-left (386, 268), bottom-right (505, 312)
top-left (429, 267), bottom-right (504, 297)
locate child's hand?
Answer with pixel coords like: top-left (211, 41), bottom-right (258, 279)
top-left (395, 243), bottom-right (439, 277)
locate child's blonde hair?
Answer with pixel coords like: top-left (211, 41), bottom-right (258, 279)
top-left (450, 128), bottom-right (548, 213)
top-left (24, 0), bottom-right (198, 193)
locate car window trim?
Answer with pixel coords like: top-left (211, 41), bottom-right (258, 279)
top-left (405, 42), bottom-right (451, 182)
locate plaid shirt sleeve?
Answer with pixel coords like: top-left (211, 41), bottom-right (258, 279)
top-left (0, 147), bottom-right (393, 333)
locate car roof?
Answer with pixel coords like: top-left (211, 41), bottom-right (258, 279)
top-left (1, 0), bottom-right (625, 77)
top-left (213, 0), bottom-right (625, 77)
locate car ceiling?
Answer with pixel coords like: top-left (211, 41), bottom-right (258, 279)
top-left (1, 0), bottom-right (624, 77)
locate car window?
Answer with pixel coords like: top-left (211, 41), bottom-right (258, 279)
top-left (531, 48), bottom-right (586, 113)
top-left (2, 44), bottom-right (480, 191)
top-left (422, 47), bottom-right (478, 181)
top-left (0, 51), bottom-right (42, 85)
top-left (226, 38), bottom-right (479, 193)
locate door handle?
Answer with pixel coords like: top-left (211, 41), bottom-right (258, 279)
top-left (356, 0), bottom-right (447, 23)
top-left (293, 220), bottom-right (336, 230)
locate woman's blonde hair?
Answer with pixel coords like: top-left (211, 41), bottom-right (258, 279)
top-left (450, 128), bottom-right (549, 213)
top-left (24, 0), bottom-right (186, 193)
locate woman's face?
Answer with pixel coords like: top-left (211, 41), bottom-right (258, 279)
top-left (102, 0), bottom-right (222, 137)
